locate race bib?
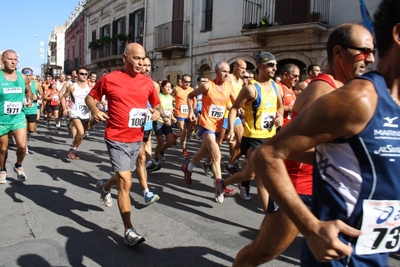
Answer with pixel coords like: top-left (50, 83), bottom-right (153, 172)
top-left (4, 101), bottom-right (22, 114)
top-left (208, 104), bottom-right (225, 119)
top-left (180, 104), bottom-right (189, 114)
top-left (261, 112), bottom-right (275, 130)
top-left (128, 108), bottom-right (147, 128)
top-left (77, 100), bottom-right (89, 116)
top-left (356, 200), bottom-right (400, 255)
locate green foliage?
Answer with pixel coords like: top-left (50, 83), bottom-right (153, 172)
top-left (115, 33), bottom-right (128, 42)
top-left (88, 41), bottom-right (99, 50)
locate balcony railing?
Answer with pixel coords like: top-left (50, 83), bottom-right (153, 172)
top-left (154, 20), bottom-right (189, 50)
top-left (242, 0), bottom-right (330, 29)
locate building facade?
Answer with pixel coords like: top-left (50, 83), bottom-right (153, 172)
top-left (61, 0), bottom-right (378, 84)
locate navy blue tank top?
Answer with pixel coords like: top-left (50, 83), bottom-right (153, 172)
top-left (303, 71), bottom-right (400, 267)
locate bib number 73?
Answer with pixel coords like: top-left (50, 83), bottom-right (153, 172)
top-left (356, 200), bottom-right (400, 255)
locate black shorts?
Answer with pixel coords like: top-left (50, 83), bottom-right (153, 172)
top-left (26, 114), bottom-right (37, 123)
top-left (143, 130), bottom-right (152, 142)
top-left (267, 194), bottom-right (312, 214)
top-left (46, 104), bottom-right (60, 113)
top-left (71, 117), bottom-right (89, 125)
top-left (240, 136), bottom-right (269, 155)
top-left (153, 121), bottom-right (173, 136)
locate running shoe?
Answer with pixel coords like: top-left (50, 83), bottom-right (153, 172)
top-left (202, 162), bottom-right (213, 177)
top-left (182, 149), bottom-right (190, 159)
top-left (237, 183), bottom-right (251, 201)
top-left (181, 163), bottom-right (192, 185)
top-left (46, 122), bottom-right (50, 130)
top-left (96, 180), bottom-right (113, 207)
top-left (0, 171), bottom-right (7, 184)
top-left (223, 187), bottom-right (236, 198)
top-left (124, 227), bottom-right (145, 247)
top-left (147, 162), bottom-right (161, 172)
top-left (224, 164), bottom-right (237, 176)
top-left (26, 145), bottom-right (29, 155)
top-left (9, 137), bottom-right (15, 146)
top-left (13, 165), bottom-right (27, 182)
top-left (68, 149), bottom-right (80, 160)
top-left (144, 192), bottom-right (160, 205)
top-left (214, 178), bottom-right (225, 204)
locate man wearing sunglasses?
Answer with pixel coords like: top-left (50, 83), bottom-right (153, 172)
top-left (279, 63), bottom-right (300, 127)
top-left (233, 22), bottom-right (376, 266)
top-left (217, 52), bottom-right (283, 206)
top-left (61, 67), bottom-right (91, 160)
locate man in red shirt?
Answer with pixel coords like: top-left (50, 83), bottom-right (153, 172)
top-left (85, 43), bottom-right (160, 247)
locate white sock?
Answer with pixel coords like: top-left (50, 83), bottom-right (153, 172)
top-left (143, 188), bottom-right (149, 197)
top-left (188, 162), bottom-right (195, 172)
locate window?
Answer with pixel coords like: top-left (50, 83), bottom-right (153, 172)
top-left (113, 17), bottom-right (126, 55)
top-left (129, 8), bottom-right (144, 45)
top-left (202, 0), bottom-right (213, 31)
top-left (275, 0), bottom-right (308, 25)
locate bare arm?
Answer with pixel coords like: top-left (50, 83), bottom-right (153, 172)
top-left (85, 94), bottom-right (109, 122)
top-left (188, 83), bottom-right (208, 121)
top-left (253, 79), bottom-right (376, 261)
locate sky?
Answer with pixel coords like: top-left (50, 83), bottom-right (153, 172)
top-left (0, 0), bottom-right (79, 75)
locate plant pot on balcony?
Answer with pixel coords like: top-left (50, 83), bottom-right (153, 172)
top-left (115, 33), bottom-right (128, 43)
top-left (308, 12), bottom-right (322, 22)
top-left (88, 41), bottom-right (99, 50)
top-left (100, 36), bottom-right (112, 45)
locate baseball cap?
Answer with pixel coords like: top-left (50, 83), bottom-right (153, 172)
top-left (256, 52), bottom-right (276, 64)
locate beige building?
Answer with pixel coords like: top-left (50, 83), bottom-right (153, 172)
top-left (73, 0), bottom-right (379, 84)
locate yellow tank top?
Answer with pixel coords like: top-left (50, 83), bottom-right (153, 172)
top-left (243, 80), bottom-right (279, 138)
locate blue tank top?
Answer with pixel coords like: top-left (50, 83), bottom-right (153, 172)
top-left (303, 71), bottom-right (400, 267)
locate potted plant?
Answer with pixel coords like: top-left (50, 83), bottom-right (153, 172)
top-left (88, 40), bottom-right (99, 50)
top-left (100, 36), bottom-right (112, 45)
top-left (115, 33), bottom-right (128, 42)
top-left (258, 13), bottom-right (273, 30)
top-left (308, 11), bottom-right (322, 22)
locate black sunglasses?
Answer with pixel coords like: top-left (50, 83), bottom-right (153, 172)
top-left (342, 45), bottom-right (376, 57)
top-left (79, 72), bottom-right (88, 76)
top-left (262, 62), bottom-right (277, 68)
top-left (243, 76), bottom-right (250, 79)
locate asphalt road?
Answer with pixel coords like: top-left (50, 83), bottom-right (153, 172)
top-left (0, 120), bottom-right (399, 267)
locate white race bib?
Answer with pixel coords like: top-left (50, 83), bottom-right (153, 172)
top-left (4, 101), bottom-right (22, 114)
top-left (128, 108), bottom-right (147, 128)
top-left (260, 112), bottom-right (275, 130)
top-left (208, 104), bottom-right (225, 119)
top-left (356, 200), bottom-right (400, 255)
top-left (180, 104), bottom-right (189, 114)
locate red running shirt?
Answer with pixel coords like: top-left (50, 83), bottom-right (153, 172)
top-left (89, 70), bottom-right (160, 142)
top-left (285, 73), bottom-right (337, 195)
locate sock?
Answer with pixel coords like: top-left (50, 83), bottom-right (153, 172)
top-left (188, 162), bottom-right (195, 172)
top-left (14, 163), bottom-right (22, 168)
top-left (220, 179), bottom-right (226, 188)
top-left (143, 188), bottom-right (149, 197)
top-left (228, 164), bottom-right (234, 168)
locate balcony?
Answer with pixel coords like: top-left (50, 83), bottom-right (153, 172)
top-left (241, 0), bottom-right (330, 46)
top-left (154, 20), bottom-right (189, 58)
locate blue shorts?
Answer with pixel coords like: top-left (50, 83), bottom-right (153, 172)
top-left (222, 117), bottom-right (242, 129)
top-left (175, 116), bottom-right (191, 123)
top-left (197, 125), bottom-right (220, 139)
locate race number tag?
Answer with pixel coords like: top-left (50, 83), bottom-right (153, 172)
top-left (208, 104), bottom-right (225, 119)
top-left (356, 200), bottom-right (400, 255)
top-left (4, 101), bottom-right (22, 114)
top-left (180, 104), bottom-right (189, 114)
top-left (128, 108), bottom-right (147, 128)
top-left (77, 99), bottom-right (89, 116)
top-left (261, 112), bottom-right (275, 130)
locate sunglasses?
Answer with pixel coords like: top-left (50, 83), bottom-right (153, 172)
top-left (79, 72), bottom-right (88, 76)
top-left (243, 76), bottom-right (250, 79)
top-left (262, 62), bottom-right (277, 68)
top-left (183, 80), bottom-right (191, 83)
top-left (342, 45), bottom-right (376, 59)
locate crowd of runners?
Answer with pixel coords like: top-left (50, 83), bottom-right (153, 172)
top-left (1, 1), bottom-right (400, 266)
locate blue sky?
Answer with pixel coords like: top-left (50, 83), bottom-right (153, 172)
top-left (0, 0), bottom-right (78, 75)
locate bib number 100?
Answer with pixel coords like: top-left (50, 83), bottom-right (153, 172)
top-left (128, 108), bottom-right (147, 128)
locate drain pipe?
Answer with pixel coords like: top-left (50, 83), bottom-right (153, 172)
top-left (190, 0), bottom-right (194, 79)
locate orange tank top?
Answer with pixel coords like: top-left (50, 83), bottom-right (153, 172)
top-left (199, 80), bottom-right (231, 132)
top-left (174, 86), bottom-right (193, 118)
top-left (282, 84), bottom-right (296, 127)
